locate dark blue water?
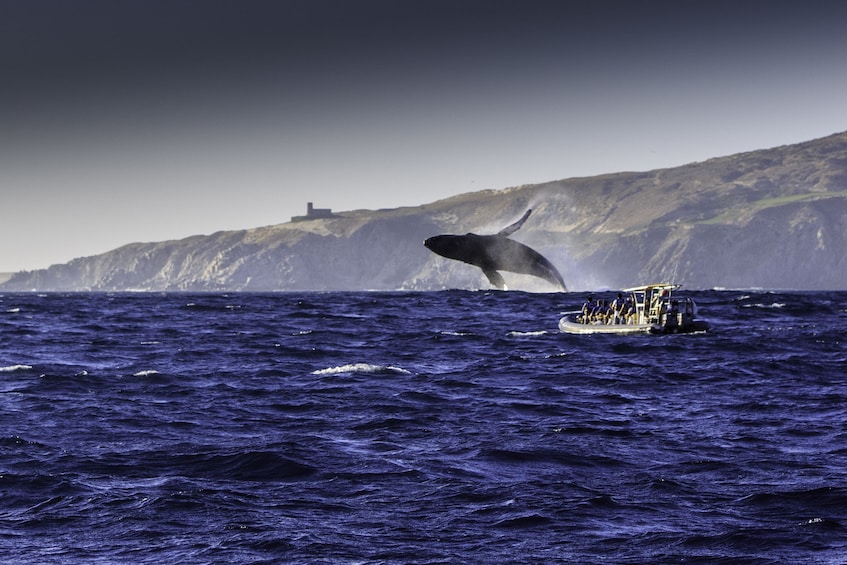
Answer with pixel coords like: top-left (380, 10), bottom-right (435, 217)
top-left (1, 290), bottom-right (846, 564)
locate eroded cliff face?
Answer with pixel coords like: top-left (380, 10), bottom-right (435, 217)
top-left (4, 132), bottom-right (847, 291)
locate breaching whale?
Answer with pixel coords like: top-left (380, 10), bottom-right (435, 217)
top-left (423, 209), bottom-right (567, 291)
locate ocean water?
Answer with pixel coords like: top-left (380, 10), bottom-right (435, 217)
top-left (1, 290), bottom-right (846, 564)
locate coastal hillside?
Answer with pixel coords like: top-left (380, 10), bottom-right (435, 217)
top-left (4, 131), bottom-right (847, 291)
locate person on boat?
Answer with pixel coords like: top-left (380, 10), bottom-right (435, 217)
top-left (643, 288), bottom-right (653, 322)
top-left (683, 297), bottom-right (696, 318)
top-left (656, 290), bottom-right (670, 325)
top-left (621, 293), bottom-right (636, 325)
top-left (610, 292), bottom-right (626, 325)
top-left (666, 300), bottom-right (680, 329)
top-left (648, 289), bottom-right (668, 324)
top-left (595, 299), bottom-right (612, 324)
top-left (589, 300), bottom-right (599, 324)
top-left (587, 298), bottom-right (604, 324)
top-left (580, 294), bottom-right (595, 324)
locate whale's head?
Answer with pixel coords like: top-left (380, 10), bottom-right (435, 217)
top-left (424, 234), bottom-right (473, 261)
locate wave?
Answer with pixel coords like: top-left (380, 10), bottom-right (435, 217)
top-left (493, 513), bottom-right (553, 529)
top-left (73, 449), bottom-right (318, 483)
top-left (312, 363), bottom-right (412, 376)
top-left (507, 330), bottom-right (548, 337)
top-left (4, 290), bottom-right (847, 564)
top-left (186, 451), bottom-right (317, 482)
top-left (0, 364), bottom-right (33, 372)
top-left (742, 302), bottom-right (786, 309)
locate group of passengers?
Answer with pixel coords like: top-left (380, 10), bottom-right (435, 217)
top-left (578, 292), bottom-right (636, 325)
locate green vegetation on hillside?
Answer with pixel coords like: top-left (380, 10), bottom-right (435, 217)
top-left (698, 190), bottom-right (847, 225)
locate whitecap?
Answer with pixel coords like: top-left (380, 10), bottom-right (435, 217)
top-left (508, 330), bottom-right (548, 337)
top-left (133, 370), bottom-right (160, 377)
top-left (312, 363), bottom-right (411, 376)
top-left (801, 517), bottom-right (824, 526)
top-left (0, 364), bottom-right (33, 372)
top-left (742, 302), bottom-right (786, 309)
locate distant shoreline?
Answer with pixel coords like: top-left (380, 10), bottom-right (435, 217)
top-left (0, 273), bottom-right (12, 284)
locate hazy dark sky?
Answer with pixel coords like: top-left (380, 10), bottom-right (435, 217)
top-left (2, 0), bottom-right (846, 271)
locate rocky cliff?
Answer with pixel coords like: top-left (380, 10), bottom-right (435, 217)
top-left (4, 131), bottom-right (847, 291)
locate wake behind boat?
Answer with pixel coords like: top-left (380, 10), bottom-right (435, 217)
top-left (559, 283), bottom-right (708, 335)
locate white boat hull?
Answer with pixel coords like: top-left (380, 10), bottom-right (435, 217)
top-left (558, 317), bottom-right (657, 335)
top-left (558, 315), bottom-right (708, 335)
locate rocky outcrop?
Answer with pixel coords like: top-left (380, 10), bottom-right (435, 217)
top-left (4, 131), bottom-right (847, 291)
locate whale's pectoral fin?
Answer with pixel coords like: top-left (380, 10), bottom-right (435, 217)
top-left (482, 268), bottom-right (507, 290)
top-left (497, 209), bottom-right (532, 237)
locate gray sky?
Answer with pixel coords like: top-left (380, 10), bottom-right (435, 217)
top-left (2, 0), bottom-right (846, 272)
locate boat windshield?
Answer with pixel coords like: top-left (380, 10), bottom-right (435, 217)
top-left (624, 283), bottom-right (679, 325)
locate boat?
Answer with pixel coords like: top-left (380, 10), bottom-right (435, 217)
top-left (558, 283), bottom-right (708, 335)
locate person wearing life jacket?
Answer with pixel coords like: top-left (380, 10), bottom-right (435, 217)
top-left (623, 293), bottom-right (636, 324)
top-left (649, 289), bottom-right (669, 324)
top-left (595, 299), bottom-right (612, 324)
top-left (610, 292), bottom-right (626, 325)
top-left (665, 300), bottom-right (680, 330)
top-left (580, 294), bottom-right (595, 324)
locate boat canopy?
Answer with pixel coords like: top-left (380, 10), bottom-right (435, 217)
top-left (622, 283), bottom-right (681, 293)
